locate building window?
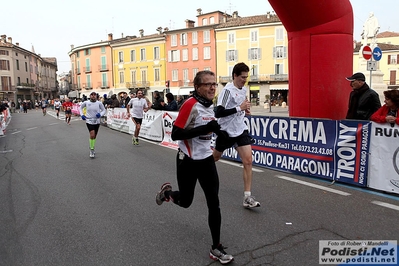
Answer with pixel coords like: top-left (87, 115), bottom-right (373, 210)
top-left (172, 70), bottom-right (178, 81)
top-left (181, 33), bottom-right (188, 45)
top-left (130, 50), bottom-right (136, 62)
top-left (273, 46), bottom-right (287, 59)
top-left (140, 48), bottom-right (146, 61)
top-left (192, 48), bottom-right (198, 60)
top-left (203, 30), bottom-right (210, 43)
top-left (210, 16), bottom-right (215, 24)
top-left (183, 69), bottom-right (189, 81)
top-left (275, 64), bottom-right (284, 74)
top-left (203, 47), bottom-right (210, 59)
top-left (101, 56), bottom-right (107, 70)
top-left (182, 49), bottom-right (188, 61)
top-left (154, 47), bottom-right (160, 60)
top-left (276, 27), bottom-right (284, 41)
top-left (226, 50), bottom-right (237, 62)
top-left (0, 50), bottom-right (9, 55)
top-left (141, 70), bottom-right (147, 82)
top-left (193, 68), bottom-right (198, 78)
top-left (84, 49), bottom-right (90, 55)
top-left (248, 48), bottom-right (261, 60)
top-left (192, 31), bottom-right (198, 44)
top-left (169, 50), bottom-right (180, 62)
top-left (119, 71), bottom-right (124, 83)
top-left (171, 34), bottom-right (177, 46)
top-left (388, 54), bottom-right (398, 65)
top-left (154, 68), bottom-right (160, 81)
top-left (131, 70), bottom-right (136, 83)
top-left (25, 62), bottom-right (28, 72)
top-left (251, 31), bottom-right (258, 42)
top-left (87, 75), bottom-right (92, 88)
top-left (0, 60), bottom-right (10, 70)
top-left (118, 51), bottom-right (123, 63)
top-left (228, 33), bottom-right (235, 44)
top-left (101, 46), bottom-right (106, 54)
top-left (102, 73), bottom-right (108, 87)
top-left (202, 18), bottom-right (207, 25)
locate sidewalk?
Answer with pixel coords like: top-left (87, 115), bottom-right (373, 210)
top-left (250, 105), bottom-right (289, 117)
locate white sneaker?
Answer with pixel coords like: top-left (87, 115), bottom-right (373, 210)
top-left (243, 195), bottom-right (260, 208)
top-left (89, 149), bottom-right (95, 158)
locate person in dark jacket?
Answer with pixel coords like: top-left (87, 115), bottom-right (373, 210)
top-left (345, 72), bottom-right (381, 120)
top-left (151, 91), bottom-right (164, 110)
top-left (110, 94), bottom-right (120, 108)
top-left (163, 92), bottom-right (178, 111)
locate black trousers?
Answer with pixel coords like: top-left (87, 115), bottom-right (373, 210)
top-left (170, 152), bottom-right (221, 247)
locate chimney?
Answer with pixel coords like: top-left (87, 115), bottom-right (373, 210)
top-left (16, 42), bottom-right (19, 46)
top-left (1, 35), bottom-right (6, 43)
top-left (197, 8), bottom-right (202, 15)
top-left (266, 12), bottom-right (270, 19)
top-left (121, 33), bottom-right (124, 38)
top-left (108, 33), bottom-right (113, 41)
top-left (139, 29), bottom-right (144, 37)
top-left (71, 44), bottom-right (74, 50)
top-left (163, 27), bottom-right (169, 32)
top-left (156, 27), bottom-right (163, 34)
top-left (7, 37), bottom-right (12, 44)
top-left (185, 19), bottom-right (195, 28)
top-left (223, 13), bottom-right (227, 23)
top-left (232, 11), bottom-right (238, 18)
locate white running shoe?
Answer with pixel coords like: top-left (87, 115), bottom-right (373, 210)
top-left (89, 149), bottom-right (95, 158)
top-left (243, 195), bottom-right (260, 208)
top-left (210, 244), bottom-right (234, 264)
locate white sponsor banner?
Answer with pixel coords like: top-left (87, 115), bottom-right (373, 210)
top-left (138, 109), bottom-right (163, 141)
top-left (369, 122), bottom-right (399, 194)
top-left (160, 111), bottom-right (179, 149)
top-left (106, 108), bottom-right (130, 133)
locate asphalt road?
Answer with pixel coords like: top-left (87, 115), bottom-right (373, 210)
top-left (0, 109), bottom-right (398, 266)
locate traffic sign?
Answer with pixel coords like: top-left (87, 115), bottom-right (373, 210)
top-left (373, 46), bottom-right (382, 61)
top-left (362, 45), bottom-right (372, 60)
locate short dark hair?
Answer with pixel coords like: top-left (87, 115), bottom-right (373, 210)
top-left (165, 92), bottom-right (174, 101)
top-left (193, 70), bottom-right (215, 89)
top-left (232, 62), bottom-right (250, 79)
top-left (383, 90), bottom-right (399, 107)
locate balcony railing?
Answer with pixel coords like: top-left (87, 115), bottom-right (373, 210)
top-left (219, 74), bottom-right (288, 83)
top-left (136, 81), bottom-right (150, 88)
top-left (98, 65), bottom-right (109, 71)
top-left (76, 68), bottom-right (81, 74)
top-left (97, 82), bottom-right (110, 88)
top-left (83, 66), bottom-right (91, 73)
top-left (0, 85), bottom-right (15, 91)
top-left (178, 80), bottom-right (194, 87)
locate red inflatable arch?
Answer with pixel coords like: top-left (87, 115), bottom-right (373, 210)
top-left (268, 0), bottom-right (354, 119)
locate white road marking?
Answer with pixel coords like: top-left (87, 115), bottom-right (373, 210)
top-left (26, 127), bottom-right (37, 130)
top-left (219, 160), bottom-right (264, 172)
top-left (0, 150), bottom-right (13, 153)
top-left (371, 201), bottom-right (399, 211)
top-left (49, 123), bottom-right (59, 125)
top-left (11, 131), bottom-right (21, 135)
top-left (276, 175), bottom-right (351, 196)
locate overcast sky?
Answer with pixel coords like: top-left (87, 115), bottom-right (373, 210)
top-left (2, 0), bottom-right (398, 74)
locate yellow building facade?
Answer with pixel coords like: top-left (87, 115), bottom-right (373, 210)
top-left (110, 33), bottom-right (167, 97)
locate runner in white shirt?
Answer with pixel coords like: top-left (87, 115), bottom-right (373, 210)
top-left (79, 92), bottom-right (106, 158)
top-left (53, 98), bottom-right (62, 119)
top-left (213, 62), bottom-right (260, 209)
top-left (126, 89), bottom-right (148, 145)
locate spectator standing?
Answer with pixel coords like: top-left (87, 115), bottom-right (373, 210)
top-left (176, 95), bottom-right (185, 110)
top-left (151, 91), bottom-right (164, 110)
top-left (345, 72), bottom-right (381, 120)
top-left (10, 101), bottom-right (16, 113)
top-left (110, 94), bottom-right (120, 108)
